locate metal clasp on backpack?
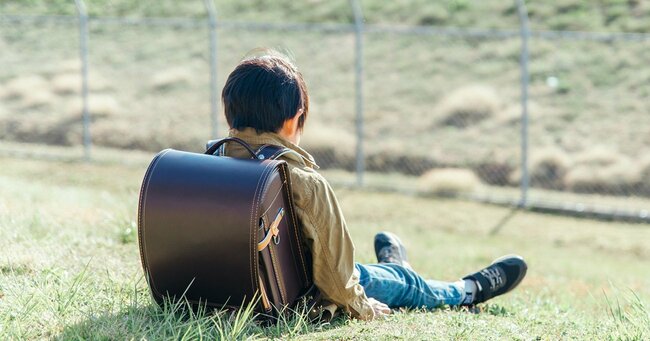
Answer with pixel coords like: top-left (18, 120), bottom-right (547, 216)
top-left (257, 208), bottom-right (285, 251)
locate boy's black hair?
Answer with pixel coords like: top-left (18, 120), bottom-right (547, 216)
top-left (222, 51), bottom-right (309, 134)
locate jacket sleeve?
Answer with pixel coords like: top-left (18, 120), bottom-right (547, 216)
top-left (291, 170), bottom-right (375, 320)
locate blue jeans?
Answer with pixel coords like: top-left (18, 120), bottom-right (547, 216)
top-left (356, 263), bottom-right (465, 309)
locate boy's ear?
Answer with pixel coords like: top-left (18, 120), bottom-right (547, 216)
top-left (290, 109), bottom-right (304, 129)
top-left (280, 110), bottom-right (301, 134)
top-left (295, 108), bottom-right (305, 132)
top-left (278, 109), bottom-right (304, 142)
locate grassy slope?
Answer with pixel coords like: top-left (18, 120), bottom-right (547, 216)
top-left (1, 151), bottom-right (649, 340)
top-left (2, 0), bottom-right (649, 176)
top-left (2, 0), bottom-right (650, 33)
top-left (2, 17), bottom-right (650, 164)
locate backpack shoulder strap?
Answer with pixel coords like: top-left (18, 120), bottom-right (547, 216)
top-left (207, 140), bottom-right (291, 160)
top-left (205, 139), bottom-right (225, 156)
top-left (206, 138), bottom-right (257, 158)
top-left (255, 144), bottom-right (292, 160)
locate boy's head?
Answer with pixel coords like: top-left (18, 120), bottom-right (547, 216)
top-left (222, 50), bottom-right (309, 141)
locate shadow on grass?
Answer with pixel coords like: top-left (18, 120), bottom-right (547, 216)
top-left (55, 302), bottom-right (347, 340)
top-left (488, 207), bottom-right (520, 236)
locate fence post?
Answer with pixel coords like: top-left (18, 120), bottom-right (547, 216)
top-left (203, 0), bottom-right (219, 138)
top-left (74, 0), bottom-right (91, 161)
top-left (516, 0), bottom-right (530, 207)
top-left (349, 0), bottom-right (365, 187)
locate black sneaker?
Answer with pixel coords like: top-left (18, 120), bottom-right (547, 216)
top-left (462, 254), bottom-right (527, 305)
top-left (374, 232), bottom-right (413, 270)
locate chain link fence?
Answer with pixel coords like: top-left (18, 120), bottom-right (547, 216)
top-left (1, 1), bottom-right (649, 222)
top-left (524, 34), bottom-right (650, 218)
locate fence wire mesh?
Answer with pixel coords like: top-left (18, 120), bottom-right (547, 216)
top-left (526, 37), bottom-right (650, 214)
top-left (86, 19), bottom-right (211, 152)
top-left (359, 33), bottom-right (522, 196)
top-left (0, 1), bottom-right (648, 221)
top-left (0, 17), bottom-right (80, 148)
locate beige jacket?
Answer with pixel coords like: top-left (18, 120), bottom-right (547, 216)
top-left (223, 128), bottom-right (374, 319)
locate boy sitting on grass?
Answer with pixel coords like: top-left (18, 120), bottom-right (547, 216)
top-left (220, 50), bottom-right (528, 320)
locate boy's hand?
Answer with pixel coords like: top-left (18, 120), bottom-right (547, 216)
top-left (366, 297), bottom-right (390, 320)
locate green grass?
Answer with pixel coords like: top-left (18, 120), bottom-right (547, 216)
top-left (1, 148), bottom-right (649, 340)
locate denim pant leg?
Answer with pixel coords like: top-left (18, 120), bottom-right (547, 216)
top-left (356, 263), bottom-right (465, 309)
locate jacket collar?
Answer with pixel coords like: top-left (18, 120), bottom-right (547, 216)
top-left (228, 128), bottom-right (319, 169)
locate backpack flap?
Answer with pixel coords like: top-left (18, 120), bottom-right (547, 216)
top-left (138, 149), bottom-right (280, 310)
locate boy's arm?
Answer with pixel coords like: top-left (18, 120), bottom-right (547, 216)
top-left (292, 170), bottom-right (375, 320)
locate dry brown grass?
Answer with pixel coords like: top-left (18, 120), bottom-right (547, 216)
top-left (564, 147), bottom-right (643, 195)
top-left (529, 147), bottom-right (572, 189)
top-left (0, 113), bottom-right (81, 146)
top-left (0, 112), bottom-right (204, 152)
top-left (499, 146), bottom-right (648, 195)
top-left (1, 75), bottom-right (49, 100)
top-left (419, 168), bottom-right (481, 196)
top-left (574, 146), bottom-right (621, 167)
top-left (640, 155), bottom-right (650, 195)
top-left (641, 155), bottom-right (650, 179)
top-left (0, 74), bottom-right (56, 109)
top-left (51, 73), bottom-right (111, 94)
top-left (90, 120), bottom-right (142, 150)
top-left (493, 103), bottom-right (521, 125)
top-left (494, 101), bottom-right (546, 126)
top-left (564, 166), bottom-right (602, 194)
top-left (474, 160), bottom-right (514, 186)
top-left (51, 73), bottom-right (79, 95)
top-left (602, 159), bottom-right (642, 185)
top-left (301, 123), bottom-right (355, 151)
top-left (302, 128), bottom-right (441, 175)
top-left (150, 67), bottom-right (192, 90)
top-left (301, 123), bottom-right (355, 169)
top-left (435, 85), bottom-right (501, 128)
top-left (18, 89), bottom-right (55, 109)
top-left (65, 95), bottom-right (120, 118)
top-left (91, 119), bottom-right (205, 152)
top-left (565, 157), bottom-right (642, 195)
top-left (58, 59), bottom-right (82, 73)
top-left (367, 150), bottom-right (438, 176)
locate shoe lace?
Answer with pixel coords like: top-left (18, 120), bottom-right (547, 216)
top-left (480, 267), bottom-right (504, 291)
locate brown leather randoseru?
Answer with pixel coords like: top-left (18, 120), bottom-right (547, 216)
top-left (138, 138), bottom-right (315, 317)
